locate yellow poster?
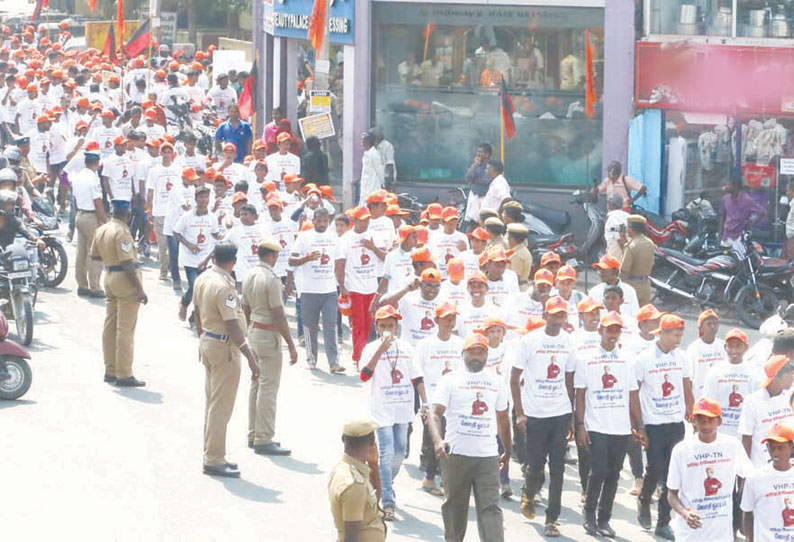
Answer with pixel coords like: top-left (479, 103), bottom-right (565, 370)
top-left (85, 20), bottom-right (141, 52)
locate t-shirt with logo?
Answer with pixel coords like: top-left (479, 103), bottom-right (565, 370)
top-left (669, 434), bottom-right (753, 542)
top-left (368, 216), bottom-right (396, 277)
top-left (434, 368), bottom-right (509, 457)
top-left (163, 183), bottom-right (194, 236)
top-left (686, 337), bottom-right (727, 400)
top-left (260, 215), bottom-right (298, 278)
top-left (574, 344), bottom-right (638, 435)
top-left (336, 230), bottom-right (378, 294)
top-left (361, 338), bottom-right (420, 427)
top-left (456, 299), bottom-right (499, 338)
top-left (91, 125), bottom-right (122, 159)
top-left (398, 291), bottom-right (440, 346)
top-left (636, 344), bottom-right (692, 426)
top-left (226, 222), bottom-right (266, 284)
top-left (458, 249), bottom-right (482, 277)
top-left (26, 127), bottom-right (49, 173)
top-left (741, 465), bottom-right (794, 542)
top-left (429, 230), bottom-right (468, 279)
top-left (487, 270), bottom-right (520, 308)
top-left (147, 163), bottom-right (182, 217)
top-left (102, 153), bottom-right (135, 202)
top-left (290, 228), bottom-right (337, 294)
top-left (173, 209), bottom-right (220, 268)
top-left (265, 152), bottom-right (300, 190)
top-left (572, 329), bottom-right (601, 353)
top-left (505, 294), bottom-right (544, 331)
top-left (703, 361), bottom-right (764, 438)
top-left (212, 161), bottom-right (250, 187)
top-left (413, 334), bottom-right (464, 400)
top-left (382, 247), bottom-right (414, 295)
top-left (485, 342), bottom-right (509, 382)
top-left (439, 280), bottom-right (467, 309)
top-left (738, 388), bottom-right (794, 468)
top-left (513, 328), bottom-right (577, 418)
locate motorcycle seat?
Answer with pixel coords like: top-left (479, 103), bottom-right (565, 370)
top-left (657, 247), bottom-right (709, 267)
top-left (529, 234), bottom-right (563, 246)
top-left (524, 203), bottom-right (571, 230)
top-left (762, 257), bottom-right (793, 271)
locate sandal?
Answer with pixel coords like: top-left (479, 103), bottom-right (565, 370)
top-left (421, 484), bottom-right (444, 497)
top-left (544, 522), bottom-right (561, 538)
top-left (383, 505), bottom-right (396, 521)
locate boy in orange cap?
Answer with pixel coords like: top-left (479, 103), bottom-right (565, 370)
top-left (554, 264), bottom-right (586, 326)
top-left (360, 305), bottom-right (427, 521)
top-left (685, 309), bottom-right (726, 400)
top-left (636, 314), bottom-right (694, 540)
top-left (481, 315), bottom-right (513, 496)
top-left (440, 257), bottom-right (467, 307)
top-left (484, 246), bottom-right (519, 307)
top-left (428, 206), bottom-right (468, 279)
top-left (212, 141), bottom-right (251, 189)
top-left (162, 167), bottom-right (199, 290)
top-left (588, 254), bottom-right (640, 319)
top-left (738, 355), bottom-right (794, 468)
top-left (506, 268), bottom-right (553, 333)
top-left (374, 224), bottom-right (417, 304)
top-left (456, 270), bottom-right (494, 338)
top-left (413, 301), bottom-right (463, 496)
top-left (365, 190), bottom-right (397, 283)
top-left (668, 398), bottom-right (752, 542)
top-left (379, 267), bottom-right (442, 347)
top-left (575, 311), bottom-right (645, 537)
top-left (460, 226), bottom-right (489, 276)
top-left (511, 295), bottom-right (577, 535)
top-left (741, 422), bottom-right (794, 540)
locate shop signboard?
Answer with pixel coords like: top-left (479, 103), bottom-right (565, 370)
top-left (298, 112), bottom-right (336, 140)
top-left (309, 90), bottom-right (332, 113)
top-left (635, 41), bottom-right (794, 115)
top-left (160, 11), bottom-right (177, 45)
top-left (263, 0), bottom-right (274, 34)
top-left (781, 159), bottom-right (794, 176)
top-left (268, 0), bottom-right (354, 44)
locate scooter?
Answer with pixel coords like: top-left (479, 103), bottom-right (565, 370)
top-left (0, 301), bottom-right (33, 400)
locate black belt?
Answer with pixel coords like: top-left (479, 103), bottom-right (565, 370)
top-left (78, 209), bottom-right (95, 213)
top-left (626, 275), bottom-right (649, 281)
top-left (203, 331), bottom-right (229, 342)
top-left (106, 263), bottom-right (140, 271)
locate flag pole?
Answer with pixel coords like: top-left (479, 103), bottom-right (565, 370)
top-left (423, 24), bottom-right (431, 62)
top-left (500, 102), bottom-right (505, 163)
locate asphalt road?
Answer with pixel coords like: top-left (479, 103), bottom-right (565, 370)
top-left (2, 231), bottom-right (760, 541)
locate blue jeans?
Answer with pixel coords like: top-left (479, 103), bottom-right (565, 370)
top-left (68, 193), bottom-right (77, 232)
top-left (182, 266), bottom-right (200, 306)
top-left (167, 236), bottom-right (181, 284)
top-left (376, 423), bottom-right (409, 508)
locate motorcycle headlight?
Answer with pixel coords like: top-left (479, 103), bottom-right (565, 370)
top-left (12, 259), bottom-right (28, 271)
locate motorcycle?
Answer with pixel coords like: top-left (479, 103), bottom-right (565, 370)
top-left (0, 237), bottom-right (37, 345)
top-left (633, 206), bottom-right (690, 248)
top-left (0, 304), bottom-right (33, 400)
top-left (650, 230), bottom-right (788, 328)
top-left (26, 198), bottom-right (68, 288)
top-left (571, 181), bottom-right (606, 266)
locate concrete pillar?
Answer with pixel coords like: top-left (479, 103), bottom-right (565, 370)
top-left (272, 38), bottom-right (283, 112)
top-left (342, 0), bottom-right (371, 209)
top-left (601, 0), bottom-right (636, 176)
top-left (252, 0), bottom-right (267, 137)
top-left (285, 39), bottom-right (299, 131)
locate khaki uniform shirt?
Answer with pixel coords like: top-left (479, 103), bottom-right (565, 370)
top-left (620, 234), bottom-right (655, 280)
top-left (486, 236), bottom-right (506, 250)
top-left (328, 454), bottom-right (386, 542)
top-left (509, 241), bottom-right (532, 291)
top-left (241, 262), bottom-right (283, 326)
top-left (90, 218), bottom-right (137, 266)
top-left (193, 265), bottom-right (245, 337)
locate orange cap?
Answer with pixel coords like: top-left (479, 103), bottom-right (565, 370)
top-left (414, 226), bottom-right (429, 246)
top-left (540, 251), bottom-right (561, 266)
top-left (447, 258), bottom-right (465, 282)
top-left (101, 109), bottom-right (115, 118)
top-left (556, 264), bottom-right (576, 282)
top-left (85, 140), bottom-right (100, 152)
top-left (534, 268), bottom-right (555, 287)
top-left (637, 304), bottom-right (663, 322)
top-left (144, 109), bottom-right (157, 120)
top-left (301, 182), bottom-right (318, 195)
top-left (397, 224), bottom-right (415, 242)
top-left (466, 271), bottom-right (487, 285)
top-left (284, 174), bottom-right (303, 184)
top-left (483, 316), bottom-right (507, 330)
top-left (319, 185), bottom-right (335, 201)
top-left (697, 308), bottom-right (719, 328)
top-left (265, 193), bottom-right (283, 208)
top-left (518, 317), bottom-right (547, 335)
top-left (463, 333), bottom-right (489, 351)
top-left (577, 297), bottom-right (604, 313)
top-left (545, 296), bottom-right (568, 315)
top-left (113, 135), bottom-right (127, 146)
top-left (725, 328), bottom-right (748, 345)
top-left (599, 311), bottom-right (624, 328)
top-left (487, 246), bottom-right (511, 263)
top-left (232, 192), bottom-right (248, 204)
top-left (261, 181), bottom-right (277, 193)
top-left (421, 268), bottom-right (442, 283)
top-left (468, 227), bottom-right (489, 241)
top-left (386, 204), bottom-right (409, 217)
top-left (351, 206), bottom-right (371, 221)
top-left (365, 189), bottom-right (388, 204)
top-left (182, 167), bottom-right (199, 181)
top-left (222, 142), bottom-right (237, 152)
top-left (300, 221), bottom-right (314, 232)
top-left (435, 301), bottom-right (458, 319)
top-left (592, 255), bottom-right (621, 270)
top-left (426, 202), bottom-right (443, 219)
top-left (159, 140), bottom-right (174, 151)
top-left (764, 355), bottom-right (791, 388)
top-left (374, 305), bottom-right (402, 321)
top-left (651, 314), bottom-right (685, 335)
top-left (411, 247), bottom-right (435, 263)
top-left (441, 206), bottom-right (459, 222)
top-left (761, 422), bottom-right (794, 444)
top-left (36, 114), bottom-right (51, 124)
top-left (419, 210), bottom-right (429, 225)
top-left (692, 397), bottom-right (722, 418)
top-left (385, 193), bottom-right (398, 206)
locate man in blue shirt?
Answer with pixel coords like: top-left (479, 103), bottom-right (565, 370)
top-left (214, 104), bottom-right (253, 163)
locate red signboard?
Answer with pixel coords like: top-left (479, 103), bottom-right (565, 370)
top-left (635, 41), bottom-right (794, 115)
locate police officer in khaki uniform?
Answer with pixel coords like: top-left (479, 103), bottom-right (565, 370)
top-left (620, 214), bottom-right (655, 306)
top-left (193, 242), bottom-right (259, 478)
top-left (90, 200), bottom-right (148, 387)
top-left (328, 419), bottom-right (386, 542)
top-left (506, 223), bottom-right (532, 291)
top-left (484, 216), bottom-right (507, 249)
top-left (242, 236), bottom-right (298, 456)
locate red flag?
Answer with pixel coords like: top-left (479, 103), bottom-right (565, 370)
top-left (238, 61), bottom-right (256, 120)
top-left (87, 0), bottom-right (98, 13)
top-left (103, 23), bottom-right (117, 64)
top-left (585, 30), bottom-right (597, 118)
top-left (423, 22), bottom-right (436, 38)
top-left (32, 0), bottom-right (44, 21)
top-left (499, 76), bottom-right (516, 140)
top-left (117, 0), bottom-right (125, 49)
top-left (307, 0), bottom-right (327, 53)
top-left (124, 17), bottom-right (151, 58)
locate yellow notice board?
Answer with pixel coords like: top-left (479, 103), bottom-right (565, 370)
top-left (85, 20), bottom-right (141, 51)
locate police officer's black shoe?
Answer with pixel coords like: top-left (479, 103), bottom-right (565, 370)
top-left (103, 374), bottom-right (117, 383)
top-left (203, 464), bottom-right (240, 478)
top-left (89, 290), bottom-right (106, 299)
top-left (225, 461), bottom-right (238, 470)
top-left (254, 443), bottom-right (291, 456)
top-left (77, 288), bottom-right (91, 297)
top-left (116, 376), bottom-right (146, 387)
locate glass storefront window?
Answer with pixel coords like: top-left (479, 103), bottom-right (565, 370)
top-left (737, 1), bottom-right (793, 38)
top-left (372, 2), bottom-right (604, 186)
top-left (648, 0), bottom-right (794, 38)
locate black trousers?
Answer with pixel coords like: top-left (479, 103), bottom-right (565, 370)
top-left (626, 438), bottom-right (644, 479)
top-left (421, 416), bottom-right (445, 479)
top-left (584, 432), bottom-right (629, 524)
top-left (523, 413), bottom-right (570, 523)
top-left (640, 422), bottom-right (685, 527)
top-left (577, 443), bottom-right (591, 491)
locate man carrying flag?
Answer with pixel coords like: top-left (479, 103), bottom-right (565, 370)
top-left (499, 76), bottom-right (515, 162)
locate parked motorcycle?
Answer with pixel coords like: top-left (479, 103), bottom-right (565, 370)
top-left (0, 237), bottom-right (37, 345)
top-left (570, 182), bottom-right (606, 266)
top-left (633, 206), bottom-right (690, 248)
top-left (33, 224), bottom-right (68, 288)
top-left (651, 230), bottom-right (788, 328)
top-left (0, 304), bottom-right (32, 400)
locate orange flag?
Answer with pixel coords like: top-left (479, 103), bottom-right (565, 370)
top-left (87, 0), bottom-right (97, 13)
top-left (307, 0), bottom-right (327, 53)
top-left (117, 0), bottom-right (125, 48)
top-left (584, 30), bottom-right (596, 117)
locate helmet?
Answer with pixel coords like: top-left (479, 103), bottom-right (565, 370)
top-left (0, 190), bottom-right (16, 205)
top-left (3, 146), bottom-right (21, 163)
top-left (0, 168), bottom-right (17, 184)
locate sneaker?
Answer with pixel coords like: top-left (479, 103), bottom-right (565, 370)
top-left (178, 301), bottom-right (187, 322)
top-left (66, 230), bottom-right (74, 243)
top-left (629, 478), bottom-right (642, 496)
top-left (520, 491), bottom-right (535, 519)
top-left (173, 282), bottom-right (182, 292)
top-left (637, 498), bottom-right (652, 530)
top-left (597, 522), bottom-right (616, 538)
top-left (654, 524), bottom-right (675, 541)
top-left (298, 336), bottom-right (305, 347)
top-left (501, 483), bottom-right (513, 499)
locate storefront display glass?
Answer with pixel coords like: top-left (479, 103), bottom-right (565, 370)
top-left (647, 0), bottom-right (794, 38)
top-left (372, 2), bottom-right (604, 186)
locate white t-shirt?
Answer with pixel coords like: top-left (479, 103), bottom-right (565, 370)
top-left (71, 168), bottom-right (102, 211)
top-left (146, 163), bottom-right (182, 217)
top-left (207, 85), bottom-right (237, 119)
top-left (361, 338), bottom-right (420, 427)
top-left (26, 127), bottom-right (50, 173)
top-left (686, 337), bottom-right (727, 400)
top-left (429, 230), bottom-right (468, 279)
top-left (703, 361), bottom-right (764, 438)
top-left (486, 342), bottom-right (509, 382)
top-left (738, 388), bottom-right (794, 468)
top-left (434, 368), bottom-right (509, 457)
top-left (163, 182), bottom-right (194, 236)
top-left (459, 249), bottom-right (481, 277)
top-left (413, 334), bottom-right (465, 399)
top-left (212, 162), bottom-right (250, 187)
top-left (16, 97), bottom-right (39, 134)
top-left (513, 328), bottom-right (577, 418)
top-left (574, 344), bottom-right (638, 435)
top-left (102, 153), bottom-right (135, 202)
top-left (261, 215), bottom-right (298, 278)
top-left (336, 230), bottom-right (378, 294)
top-left (669, 434), bottom-right (753, 542)
top-left (48, 122), bottom-right (68, 163)
top-left (741, 465), bottom-right (794, 542)
top-left (265, 152), bottom-right (301, 189)
top-left (487, 270), bottom-right (520, 308)
top-left (588, 280), bottom-right (641, 320)
top-left (368, 216), bottom-right (396, 277)
top-left (505, 293), bottom-right (544, 330)
top-left (142, 122), bottom-right (166, 141)
top-left (481, 174), bottom-right (511, 212)
top-left (636, 344), bottom-right (692, 426)
top-left (172, 210), bottom-right (220, 268)
top-left (457, 299), bottom-right (498, 338)
top-left (227, 223), bottom-right (266, 284)
top-left (382, 247), bottom-right (414, 295)
top-left (439, 281), bottom-right (467, 309)
top-left (290, 229), bottom-right (337, 294)
top-left (91, 125), bottom-right (122, 159)
top-left (397, 291), bottom-right (441, 346)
